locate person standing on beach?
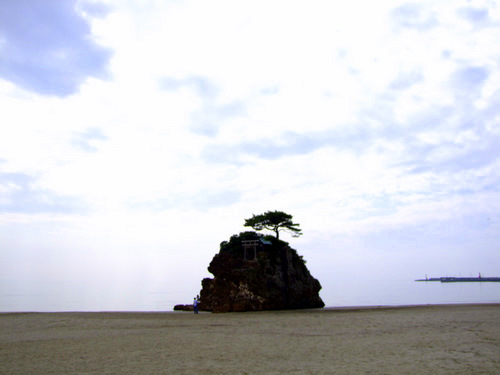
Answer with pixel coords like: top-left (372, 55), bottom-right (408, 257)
top-left (193, 296), bottom-right (199, 314)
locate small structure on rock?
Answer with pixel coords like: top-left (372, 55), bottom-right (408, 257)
top-left (242, 237), bottom-right (272, 261)
top-left (199, 231), bottom-right (324, 313)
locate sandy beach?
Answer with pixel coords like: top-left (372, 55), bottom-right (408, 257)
top-left (1, 304), bottom-right (499, 374)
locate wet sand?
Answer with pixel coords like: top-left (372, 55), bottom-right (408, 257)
top-left (1, 304), bottom-right (499, 374)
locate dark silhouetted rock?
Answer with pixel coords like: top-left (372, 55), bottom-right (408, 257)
top-left (199, 232), bottom-right (324, 313)
top-left (173, 304), bottom-right (194, 311)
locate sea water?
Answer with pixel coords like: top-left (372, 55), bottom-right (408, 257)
top-left (324, 278), bottom-right (500, 307)
top-left (1, 278), bottom-right (499, 312)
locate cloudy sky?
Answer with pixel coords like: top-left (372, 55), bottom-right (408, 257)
top-left (1, 0), bottom-right (499, 311)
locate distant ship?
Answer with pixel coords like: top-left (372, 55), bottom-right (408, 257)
top-left (416, 274), bottom-right (500, 282)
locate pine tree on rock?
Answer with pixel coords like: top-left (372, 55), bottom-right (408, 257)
top-left (244, 210), bottom-right (302, 240)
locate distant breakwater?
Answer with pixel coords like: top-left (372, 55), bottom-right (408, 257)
top-left (416, 277), bottom-right (500, 283)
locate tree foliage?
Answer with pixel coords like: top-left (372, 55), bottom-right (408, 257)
top-left (244, 210), bottom-right (302, 239)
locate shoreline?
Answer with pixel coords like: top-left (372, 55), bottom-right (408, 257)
top-left (2, 302), bottom-right (500, 315)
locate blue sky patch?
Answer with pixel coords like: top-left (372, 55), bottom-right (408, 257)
top-left (0, 0), bottom-right (112, 96)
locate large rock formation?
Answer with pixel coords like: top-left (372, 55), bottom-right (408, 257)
top-left (199, 231), bottom-right (324, 312)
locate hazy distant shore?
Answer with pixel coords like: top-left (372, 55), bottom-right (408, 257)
top-left (1, 304), bottom-right (499, 374)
